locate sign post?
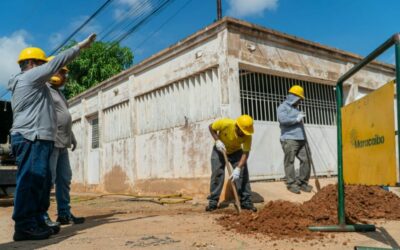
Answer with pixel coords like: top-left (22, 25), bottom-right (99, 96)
top-left (309, 33), bottom-right (400, 232)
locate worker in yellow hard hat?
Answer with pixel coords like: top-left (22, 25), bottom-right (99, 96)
top-left (43, 56), bottom-right (84, 227)
top-left (8, 33), bottom-right (96, 241)
top-left (206, 114), bottom-right (257, 212)
top-left (277, 85), bottom-right (312, 194)
top-left (46, 56), bottom-right (69, 87)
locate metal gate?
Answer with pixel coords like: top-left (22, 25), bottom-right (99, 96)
top-left (239, 69), bottom-right (338, 180)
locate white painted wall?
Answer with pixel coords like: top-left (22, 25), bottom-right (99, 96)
top-left (68, 30), bottom-right (225, 192)
top-left (67, 20), bottom-right (395, 192)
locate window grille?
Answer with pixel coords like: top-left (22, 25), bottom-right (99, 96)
top-left (103, 101), bottom-right (131, 142)
top-left (239, 70), bottom-right (336, 126)
top-left (90, 117), bottom-right (99, 149)
top-left (135, 68), bottom-right (219, 134)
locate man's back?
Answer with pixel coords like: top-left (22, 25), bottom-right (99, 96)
top-left (8, 46), bottom-right (79, 142)
top-left (9, 70), bottom-right (56, 141)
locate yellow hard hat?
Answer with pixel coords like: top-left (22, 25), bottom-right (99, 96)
top-left (46, 56), bottom-right (68, 71)
top-left (236, 114), bottom-right (254, 135)
top-left (47, 56), bottom-right (68, 87)
top-left (288, 85), bottom-right (305, 99)
top-left (50, 76), bottom-right (63, 86)
top-left (17, 47), bottom-right (47, 63)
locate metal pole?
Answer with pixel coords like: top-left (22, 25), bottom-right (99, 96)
top-left (354, 246), bottom-right (399, 250)
top-left (217, 0), bottom-right (222, 20)
top-left (336, 81), bottom-right (346, 225)
top-left (309, 33), bottom-right (400, 233)
top-left (309, 224), bottom-right (375, 232)
top-left (395, 42), bottom-right (400, 183)
top-left (337, 34), bottom-right (398, 84)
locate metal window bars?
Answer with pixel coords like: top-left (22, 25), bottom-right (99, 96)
top-left (239, 70), bottom-right (336, 125)
top-left (91, 117), bottom-right (99, 149)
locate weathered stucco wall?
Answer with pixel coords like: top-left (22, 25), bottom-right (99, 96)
top-left (135, 120), bottom-right (212, 180)
top-left (222, 23), bottom-right (395, 180)
top-left (225, 23), bottom-right (394, 105)
top-left (68, 27), bottom-right (226, 194)
top-left (68, 18), bottom-right (396, 194)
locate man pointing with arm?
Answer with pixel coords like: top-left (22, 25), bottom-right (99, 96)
top-left (8, 34), bottom-right (96, 241)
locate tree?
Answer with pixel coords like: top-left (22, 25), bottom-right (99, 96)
top-left (62, 41), bottom-right (133, 99)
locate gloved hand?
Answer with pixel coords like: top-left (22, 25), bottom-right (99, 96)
top-left (231, 167), bottom-right (241, 181)
top-left (78, 33), bottom-right (97, 49)
top-left (215, 140), bottom-right (226, 152)
top-left (296, 112), bottom-right (306, 123)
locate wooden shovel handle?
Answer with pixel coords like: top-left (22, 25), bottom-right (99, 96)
top-left (222, 151), bottom-right (241, 214)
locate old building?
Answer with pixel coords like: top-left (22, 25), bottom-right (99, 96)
top-left (68, 17), bottom-right (395, 194)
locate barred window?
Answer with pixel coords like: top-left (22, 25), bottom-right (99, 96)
top-left (89, 116), bottom-right (99, 149)
top-left (239, 70), bottom-right (336, 125)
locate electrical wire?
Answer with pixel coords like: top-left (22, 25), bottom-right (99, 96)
top-left (102, 0), bottom-right (163, 43)
top-left (49, 0), bottom-right (114, 56)
top-left (134, 0), bottom-right (193, 52)
top-left (47, 0), bottom-right (176, 56)
top-left (98, 0), bottom-right (153, 41)
top-left (106, 0), bottom-right (174, 51)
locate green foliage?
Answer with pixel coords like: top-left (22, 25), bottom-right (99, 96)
top-left (62, 41), bottom-right (133, 99)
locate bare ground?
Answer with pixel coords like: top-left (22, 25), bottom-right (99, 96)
top-left (1, 178), bottom-right (399, 250)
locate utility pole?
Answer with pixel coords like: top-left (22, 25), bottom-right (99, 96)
top-left (217, 0), bottom-right (222, 21)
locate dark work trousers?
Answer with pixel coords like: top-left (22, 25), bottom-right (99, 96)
top-left (280, 139), bottom-right (310, 187)
top-left (207, 146), bottom-right (253, 207)
top-left (11, 133), bottom-right (54, 231)
top-left (49, 147), bottom-right (72, 217)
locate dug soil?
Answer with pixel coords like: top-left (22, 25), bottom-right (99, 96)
top-left (217, 184), bottom-right (400, 240)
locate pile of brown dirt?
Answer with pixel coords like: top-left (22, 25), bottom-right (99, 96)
top-left (217, 184), bottom-right (400, 240)
top-left (303, 185), bottom-right (400, 224)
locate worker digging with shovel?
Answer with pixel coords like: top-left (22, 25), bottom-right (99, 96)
top-left (205, 115), bottom-right (257, 212)
top-left (277, 85), bottom-right (314, 194)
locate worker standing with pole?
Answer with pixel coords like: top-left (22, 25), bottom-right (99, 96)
top-left (206, 115), bottom-right (257, 212)
top-left (8, 34), bottom-right (96, 241)
top-left (277, 85), bottom-right (313, 194)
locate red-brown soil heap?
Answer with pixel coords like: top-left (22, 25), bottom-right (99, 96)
top-left (217, 184), bottom-right (400, 239)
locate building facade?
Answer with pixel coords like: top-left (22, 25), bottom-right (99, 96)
top-left (68, 18), bottom-right (395, 194)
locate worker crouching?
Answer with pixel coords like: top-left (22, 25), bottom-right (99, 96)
top-left (206, 115), bottom-right (257, 212)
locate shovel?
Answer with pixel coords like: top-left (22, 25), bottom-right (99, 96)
top-left (221, 151), bottom-right (241, 214)
top-left (302, 122), bottom-right (321, 192)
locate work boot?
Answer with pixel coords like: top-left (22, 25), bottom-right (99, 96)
top-left (57, 214), bottom-right (85, 225)
top-left (241, 204), bottom-right (257, 212)
top-left (287, 184), bottom-right (301, 194)
top-left (299, 183), bottom-right (313, 193)
top-left (39, 216), bottom-right (61, 235)
top-left (205, 204), bottom-right (218, 212)
top-left (13, 227), bottom-right (52, 241)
